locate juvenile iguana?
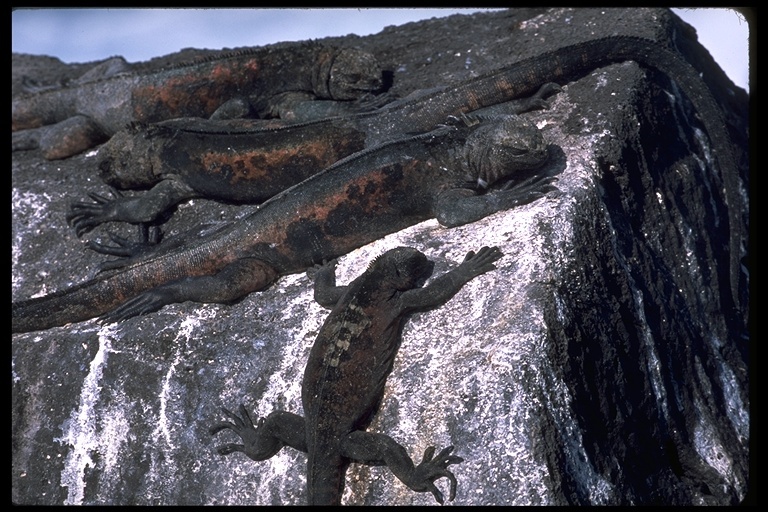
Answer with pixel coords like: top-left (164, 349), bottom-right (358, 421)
top-left (210, 245), bottom-right (502, 505)
top-left (12, 115), bottom-right (555, 333)
top-left (63, 36), bottom-right (744, 314)
top-left (11, 44), bottom-right (384, 160)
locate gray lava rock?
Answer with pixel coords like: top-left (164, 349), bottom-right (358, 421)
top-left (12, 8), bottom-right (749, 505)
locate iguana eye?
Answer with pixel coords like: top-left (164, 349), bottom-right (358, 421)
top-left (508, 147), bottom-right (528, 156)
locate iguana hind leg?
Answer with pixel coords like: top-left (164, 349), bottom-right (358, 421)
top-left (341, 431), bottom-right (463, 505)
top-left (100, 257), bottom-right (279, 324)
top-left (210, 405), bottom-right (307, 460)
top-left (19, 115), bottom-right (110, 160)
top-left (43, 115), bottom-right (107, 159)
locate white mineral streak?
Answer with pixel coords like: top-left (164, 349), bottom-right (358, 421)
top-left (144, 311), bottom-right (216, 501)
top-left (58, 325), bottom-right (123, 505)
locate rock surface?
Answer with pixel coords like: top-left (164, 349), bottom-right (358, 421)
top-left (12, 8), bottom-right (749, 505)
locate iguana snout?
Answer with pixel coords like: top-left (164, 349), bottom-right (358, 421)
top-left (97, 126), bottom-right (158, 189)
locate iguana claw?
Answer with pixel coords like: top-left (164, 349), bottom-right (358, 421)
top-left (408, 445), bottom-right (464, 504)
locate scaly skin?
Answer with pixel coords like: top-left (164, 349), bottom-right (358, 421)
top-left (66, 84), bottom-right (556, 236)
top-left (13, 36), bottom-right (745, 332)
top-left (210, 245), bottom-right (502, 505)
top-left (66, 116), bottom-right (373, 236)
top-left (11, 44), bottom-right (384, 159)
top-left (66, 36), bottom-right (743, 313)
top-left (12, 115), bottom-right (555, 333)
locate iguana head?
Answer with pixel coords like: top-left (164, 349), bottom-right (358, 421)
top-left (461, 116), bottom-right (548, 188)
top-left (96, 123), bottom-right (160, 188)
top-left (367, 247), bottom-right (434, 291)
top-left (315, 48), bottom-right (384, 100)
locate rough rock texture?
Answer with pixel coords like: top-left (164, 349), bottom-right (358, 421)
top-left (12, 8), bottom-right (749, 505)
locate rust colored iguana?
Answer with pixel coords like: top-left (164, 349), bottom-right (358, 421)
top-left (65, 115), bottom-right (390, 237)
top-left (210, 245), bottom-right (502, 505)
top-left (12, 114), bottom-right (555, 333)
top-left (63, 36), bottom-right (744, 314)
top-left (64, 85), bottom-right (556, 237)
top-left (11, 44), bottom-right (384, 159)
top-left (12, 36), bottom-right (746, 332)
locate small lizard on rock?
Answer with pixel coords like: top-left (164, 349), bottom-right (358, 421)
top-left (12, 114), bottom-right (555, 333)
top-left (210, 245), bottom-right (502, 505)
top-left (11, 44), bottom-right (384, 160)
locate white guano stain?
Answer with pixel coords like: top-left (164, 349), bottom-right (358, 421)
top-left (57, 324), bottom-right (123, 505)
top-left (153, 313), bottom-right (211, 449)
top-left (145, 310), bottom-right (217, 501)
top-left (11, 189), bottom-right (53, 295)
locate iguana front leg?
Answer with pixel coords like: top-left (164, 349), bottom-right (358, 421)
top-left (210, 404), bottom-right (307, 460)
top-left (394, 246), bottom-right (503, 315)
top-left (435, 171), bottom-right (559, 228)
top-left (341, 431), bottom-right (463, 504)
top-left (306, 258), bottom-right (349, 308)
top-left (67, 178), bottom-right (199, 236)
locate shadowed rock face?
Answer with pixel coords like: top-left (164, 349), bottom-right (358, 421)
top-left (12, 7), bottom-right (748, 506)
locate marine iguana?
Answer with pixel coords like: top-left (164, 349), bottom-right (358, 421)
top-left (64, 116), bottom-right (371, 238)
top-left (11, 44), bottom-right (384, 160)
top-left (63, 36), bottom-right (744, 313)
top-left (65, 86), bottom-right (557, 238)
top-left (12, 114), bottom-right (556, 333)
top-left (210, 245), bottom-right (502, 505)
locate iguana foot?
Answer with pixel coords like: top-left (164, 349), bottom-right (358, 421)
top-left (69, 179), bottom-right (196, 236)
top-left (405, 445), bottom-right (464, 504)
top-left (494, 169), bottom-right (560, 209)
top-left (209, 404), bottom-right (285, 461)
top-left (515, 81), bottom-right (562, 113)
top-left (305, 258), bottom-right (338, 281)
top-left (67, 187), bottom-right (127, 236)
top-left (98, 287), bottom-right (176, 324)
top-left (91, 225), bottom-right (163, 270)
top-left (456, 246), bottom-right (504, 279)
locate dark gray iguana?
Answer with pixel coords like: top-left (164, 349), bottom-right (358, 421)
top-left (11, 43), bottom-right (384, 160)
top-left (210, 245), bottom-right (503, 505)
top-left (12, 36), bottom-right (746, 332)
top-left (64, 85), bottom-right (556, 239)
top-left (63, 36), bottom-right (744, 314)
top-left (12, 114), bottom-right (554, 333)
